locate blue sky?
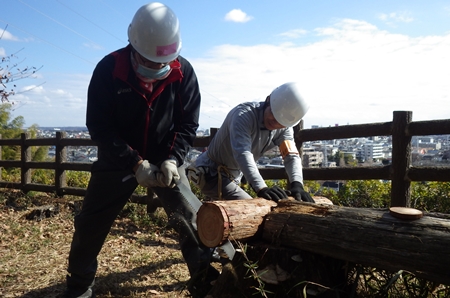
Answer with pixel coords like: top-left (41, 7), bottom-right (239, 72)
top-left (1, 0), bottom-right (450, 130)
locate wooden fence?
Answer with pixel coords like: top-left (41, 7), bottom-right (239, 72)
top-left (0, 111), bottom-right (449, 207)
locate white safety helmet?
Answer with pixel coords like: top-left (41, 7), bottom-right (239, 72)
top-left (269, 82), bottom-right (309, 127)
top-left (127, 2), bottom-right (182, 63)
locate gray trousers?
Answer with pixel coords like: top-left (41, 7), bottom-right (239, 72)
top-left (200, 171), bottom-right (252, 200)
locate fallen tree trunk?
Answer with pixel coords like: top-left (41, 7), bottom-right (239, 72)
top-left (197, 199), bottom-right (450, 286)
top-left (263, 200), bottom-right (450, 285)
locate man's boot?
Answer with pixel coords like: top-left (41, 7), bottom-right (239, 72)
top-left (63, 278), bottom-right (95, 298)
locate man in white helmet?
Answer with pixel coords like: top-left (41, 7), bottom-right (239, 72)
top-left (188, 82), bottom-right (315, 203)
top-left (63, 3), bottom-right (218, 298)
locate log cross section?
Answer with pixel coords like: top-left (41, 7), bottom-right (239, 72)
top-left (197, 198), bottom-right (277, 247)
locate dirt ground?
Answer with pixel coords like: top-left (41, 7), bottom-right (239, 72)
top-left (0, 191), bottom-right (199, 298)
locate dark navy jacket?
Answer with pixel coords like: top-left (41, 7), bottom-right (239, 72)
top-left (86, 45), bottom-right (200, 172)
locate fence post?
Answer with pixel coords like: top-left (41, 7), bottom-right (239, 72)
top-left (20, 133), bottom-right (32, 192)
top-left (55, 131), bottom-right (67, 196)
top-left (210, 127), bottom-right (218, 141)
top-left (391, 111), bottom-right (412, 207)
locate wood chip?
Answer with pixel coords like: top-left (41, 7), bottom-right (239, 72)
top-left (389, 207), bottom-right (423, 220)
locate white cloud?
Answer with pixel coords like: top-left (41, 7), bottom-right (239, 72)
top-left (224, 9), bottom-right (253, 23)
top-left (0, 30), bottom-right (22, 57)
top-left (21, 84), bottom-right (45, 94)
top-left (279, 29), bottom-right (308, 39)
top-left (10, 73), bottom-right (90, 127)
top-left (83, 42), bottom-right (104, 51)
top-left (0, 30), bottom-right (20, 42)
top-left (193, 18), bottom-right (450, 130)
top-left (51, 89), bottom-right (68, 95)
top-left (378, 12), bottom-right (414, 25)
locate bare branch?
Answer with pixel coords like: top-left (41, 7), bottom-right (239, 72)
top-left (0, 49), bottom-right (44, 103)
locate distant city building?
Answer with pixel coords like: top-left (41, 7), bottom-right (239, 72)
top-left (357, 141), bottom-right (384, 162)
top-left (302, 147), bottom-right (324, 168)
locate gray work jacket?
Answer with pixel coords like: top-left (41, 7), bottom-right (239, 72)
top-left (195, 101), bottom-right (304, 192)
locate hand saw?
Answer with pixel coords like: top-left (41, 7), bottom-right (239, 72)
top-left (177, 180), bottom-right (236, 260)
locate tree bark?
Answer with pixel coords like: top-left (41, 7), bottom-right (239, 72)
top-left (197, 196), bottom-right (332, 247)
top-left (263, 200), bottom-right (450, 285)
top-left (198, 198), bottom-right (450, 286)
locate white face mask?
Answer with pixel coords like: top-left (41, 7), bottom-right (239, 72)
top-left (136, 63), bottom-right (171, 80)
top-left (130, 53), bottom-right (172, 83)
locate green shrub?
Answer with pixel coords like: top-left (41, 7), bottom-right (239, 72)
top-left (66, 171), bottom-right (91, 188)
top-left (410, 181), bottom-right (450, 213)
top-left (324, 180), bottom-right (450, 213)
top-left (30, 169), bottom-right (55, 185)
top-left (334, 180), bottom-right (391, 208)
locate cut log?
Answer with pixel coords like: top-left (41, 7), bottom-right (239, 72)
top-left (196, 196), bottom-right (331, 248)
top-left (263, 200), bottom-right (450, 286)
top-left (197, 198), bottom-right (276, 247)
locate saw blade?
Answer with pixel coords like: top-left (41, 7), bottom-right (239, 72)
top-left (217, 240), bottom-right (236, 260)
top-left (176, 180), bottom-right (236, 260)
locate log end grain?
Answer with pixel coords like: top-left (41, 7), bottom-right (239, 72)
top-left (197, 202), bottom-right (230, 247)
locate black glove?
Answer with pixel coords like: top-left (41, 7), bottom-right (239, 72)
top-left (257, 186), bottom-right (289, 202)
top-left (288, 181), bottom-right (315, 203)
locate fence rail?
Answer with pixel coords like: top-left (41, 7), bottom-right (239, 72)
top-left (0, 111), bottom-right (449, 207)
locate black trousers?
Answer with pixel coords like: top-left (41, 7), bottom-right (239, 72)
top-left (66, 167), bottom-right (213, 290)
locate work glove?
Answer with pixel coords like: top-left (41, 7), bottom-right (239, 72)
top-left (288, 181), bottom-right (315, 203)
top-left (257, 186), bottom-right (289, 202)
top-left (157, 159), bottom-right (180, 188)
top-left (135, 160), bottom-right (163, 188)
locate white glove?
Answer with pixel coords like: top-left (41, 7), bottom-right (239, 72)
top-left (157, 159), bottom-right (180, 188)
top-left (135, 160), bottom-right (162, 188)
